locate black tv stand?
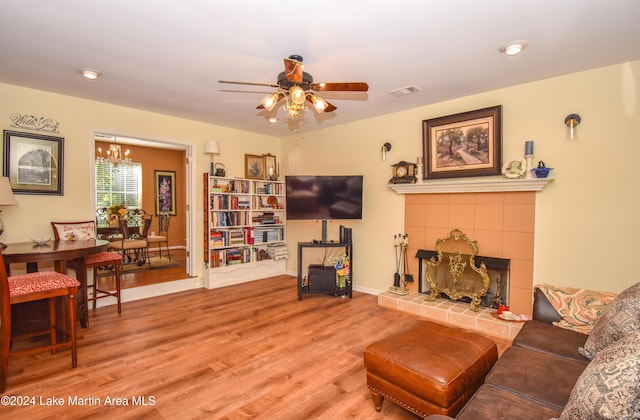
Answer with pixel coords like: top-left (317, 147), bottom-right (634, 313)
top-left (297, 241), bottom-right (353, 300)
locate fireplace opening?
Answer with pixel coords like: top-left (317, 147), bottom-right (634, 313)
top-left (416, 249), bottom-right (510, 309)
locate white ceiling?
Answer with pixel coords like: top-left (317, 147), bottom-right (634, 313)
top-left (1, 0), bottom-right (639, 137)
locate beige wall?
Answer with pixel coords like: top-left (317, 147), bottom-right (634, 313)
top-left (282, 60), bottom-right (640, 295)
top-left (1, 60), bottom-right (638, 296)
top-left (0, 83), bottom-right (280, 281)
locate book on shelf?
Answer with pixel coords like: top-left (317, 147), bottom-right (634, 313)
top-left (245, 227), bottom-right (255, 245)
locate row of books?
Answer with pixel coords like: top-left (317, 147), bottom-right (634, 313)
top-left (209, 247), bottom-right (251, 267)
top-left (210, 226), bottom-right (285, 248)
top-left (252, 212), bottom-right (279, 225)
top-left (210, 180), bottom-right (251, 194)
top-left (210, 195), bottom-right (251, 210)
top-left (209, 245), bottom-right (286, 267)
top-left (254, 227), bottom-right (284, 244)
top-left (254, 182), bottom-right (285, 195)
top-left (210, 211), bottom-right (250, 227)
top-left (210, 229), bottom-right (246, 248)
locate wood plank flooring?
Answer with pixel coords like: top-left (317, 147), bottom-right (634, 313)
top-left (5, 275), bottom-right (428, 419)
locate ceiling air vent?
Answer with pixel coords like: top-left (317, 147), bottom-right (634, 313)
top-left (388, 85), bottom-right (421, 97)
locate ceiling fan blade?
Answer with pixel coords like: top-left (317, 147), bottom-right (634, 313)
top-left (310, 82), bottom-right (369, 92)
top-left (324, 101), bottom-right (337, 112)
top-left (283, 58), bottom-right (303, 84)
top-left (218, 80), bottom-right (280, 88)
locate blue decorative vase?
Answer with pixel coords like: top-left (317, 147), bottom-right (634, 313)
top-left (533, 167), bottom-right (552, 178)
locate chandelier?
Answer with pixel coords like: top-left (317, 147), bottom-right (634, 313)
top-left (260, 85), bottom-right (329, 119)
top-left (97, 143), bottom-right (131, 166)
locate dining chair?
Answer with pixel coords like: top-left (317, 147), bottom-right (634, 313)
top-left (0, 251), bottom-right (80, 393)
top-left (147, 212), bottom-right (171, 261)
top-left (50, 221), bottom-right (123, 314)
top-left (110, 217), bottom-right (150, 267)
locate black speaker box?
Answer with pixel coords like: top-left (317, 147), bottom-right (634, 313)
top-left (339, 225), bottom-right (352, 244)
top-left (308, 264), bottom-right (336, 290)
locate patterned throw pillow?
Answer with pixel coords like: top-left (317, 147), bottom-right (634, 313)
top-left (561, 329), bottom-right (640, 419)
top-left (535, 284), bottom-right (617, 334)
top-left (579, 282), bottom-right (640, 360)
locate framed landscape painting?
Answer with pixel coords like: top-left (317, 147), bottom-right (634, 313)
top-left (422, 105), bottom-right (502, 179)
top-left (2, 130), bottom-right (64, 195)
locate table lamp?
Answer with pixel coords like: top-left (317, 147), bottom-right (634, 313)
top-left (204, 140), bottom-right (221, 175)
top-left (0, 177), bottom-right (19, 249)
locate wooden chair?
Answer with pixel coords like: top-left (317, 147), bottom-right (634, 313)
top-left (0, 251), bottom-right (80, 393)
top-left (147, 212), bottom-right (171, 261)
top-left (51, 221), bottom-right (123, 314)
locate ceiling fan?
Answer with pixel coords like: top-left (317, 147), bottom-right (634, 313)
top-left (218, 54), bottom-right (369, 119)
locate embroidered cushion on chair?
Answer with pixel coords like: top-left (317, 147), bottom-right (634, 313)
top-left (53, 222), bottom-right (97, 241)
top-left (147, 235), bottom-right (166, 242)
top-left (8, 271), bottom-right (80, 296)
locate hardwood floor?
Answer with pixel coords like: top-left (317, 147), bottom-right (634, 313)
top-left (98, 249), bottom-right (190, 290)
top-left (5, 271), bottom-right (510, 419)
top-left (5, 275), bottom-right (428, 419)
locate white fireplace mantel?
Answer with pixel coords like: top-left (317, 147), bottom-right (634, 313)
top-left (388, 177), bottom-right (553, 194)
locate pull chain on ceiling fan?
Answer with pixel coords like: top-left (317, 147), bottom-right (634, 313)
top-left (219, 54), bottom-right (369, 120)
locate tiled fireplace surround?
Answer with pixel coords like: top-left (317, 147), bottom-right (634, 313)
top-left (378, 189), bottom-right (538, 340)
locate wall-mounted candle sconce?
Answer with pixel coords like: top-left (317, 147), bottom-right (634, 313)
top-left (381, 142), bottom-right (391, 160)
top-left (564, 114), bottom-right (581, 140)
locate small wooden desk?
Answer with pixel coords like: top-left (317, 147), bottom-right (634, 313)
top-left (3, 239), bottom-right (109, 328)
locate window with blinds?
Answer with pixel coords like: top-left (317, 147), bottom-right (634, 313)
top-left (95, 162), bottom-right (142, 209)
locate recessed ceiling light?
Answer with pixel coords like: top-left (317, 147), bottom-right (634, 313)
top-left (268, 117), bottom-right (277, 124)
top-left (80, 69), bottom-right (101, 80)
top-left (501, 41), bottom-right (528, 56)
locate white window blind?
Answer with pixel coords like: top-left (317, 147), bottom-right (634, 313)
top-left (95, 162), bottom-right (142, 209)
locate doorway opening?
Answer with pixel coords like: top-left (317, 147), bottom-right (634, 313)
top-left (91, 132), bottom-right (197, 296)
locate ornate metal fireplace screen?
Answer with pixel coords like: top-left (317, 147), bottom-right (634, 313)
top-left (423, 229), bottom-right (490, 311)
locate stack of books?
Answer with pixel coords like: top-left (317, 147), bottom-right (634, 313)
top-left (267, 243), bottom-right (288, 261)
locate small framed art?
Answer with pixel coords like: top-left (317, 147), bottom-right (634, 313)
top-left (3, 130), bottom-right (64, 195)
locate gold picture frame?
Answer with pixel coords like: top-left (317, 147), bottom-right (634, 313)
top-left (263, 153), bottom-right (277, 180)
top-left (244, 154), bottom-right (265, 180)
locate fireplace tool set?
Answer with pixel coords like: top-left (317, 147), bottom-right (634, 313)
top-left (389, 233), bottom-right (413, 295)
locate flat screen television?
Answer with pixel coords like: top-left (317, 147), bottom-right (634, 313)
top-left (285, 175), bottom-right (363, 221)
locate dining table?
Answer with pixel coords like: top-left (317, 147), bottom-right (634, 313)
top-left (2, 239), bottom-right (110, 329)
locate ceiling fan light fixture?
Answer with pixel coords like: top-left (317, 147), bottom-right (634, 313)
top-left (309, 94), bottom-right (328, 113)
top-left (287, 107), bottom-right (300, 119)
top-left (261, 93), bottom-right (280, 111)
top-left (289, 86), bottom-right (306, 105)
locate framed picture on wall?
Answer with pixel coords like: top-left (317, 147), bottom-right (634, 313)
top-left (2, 130), bottom-right (64, 195)
top-left (263, 153), bottom-right (277, 180)
top-left (244, 154), bottom-right (265, 180)
top-left (422, 105), bottom-right (502, 179)
top-left (154, 170), bottom-right (176, 215)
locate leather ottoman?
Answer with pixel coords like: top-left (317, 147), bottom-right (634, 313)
top-left (363, 320), bottom-right (498, 417)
